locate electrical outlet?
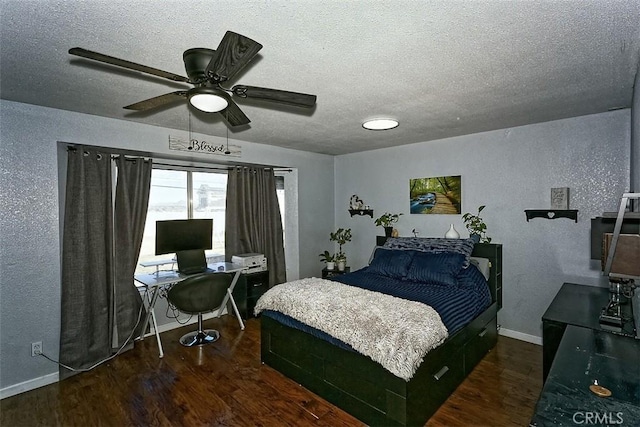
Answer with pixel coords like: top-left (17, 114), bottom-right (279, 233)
top-left (31, 341), bottom-right (42, 357)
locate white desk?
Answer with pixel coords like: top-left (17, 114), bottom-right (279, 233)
top-left (134, 262), bottom-right (247, 358)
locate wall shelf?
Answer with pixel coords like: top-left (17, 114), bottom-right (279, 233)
top-left (349, 209), bottom-right (374, 218)
top-left (525, 209), bottom-right (578, 222)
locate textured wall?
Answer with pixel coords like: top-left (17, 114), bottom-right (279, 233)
top-left (0, 102), bottom-right (63, 395)
top-left (632, 61), bottom-right (639, 194)
top-left (1, 98), bottom-right (633, 394)
top-left (0, 100), bottom-right (334, 394)
top-left (335, 111), bottom-right (630, 340)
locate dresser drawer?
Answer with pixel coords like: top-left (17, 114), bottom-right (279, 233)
top-left (425, 348), bottom-right (466, 405)
top-left (230, 270), bottom-right (269, 319)
top-left (464, 316), bottom-right (497, 374)
top-left (245, 271), bottom-right (269, 299)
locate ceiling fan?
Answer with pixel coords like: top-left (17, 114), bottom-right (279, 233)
top-left (68, 31), bottom-right (317, 126)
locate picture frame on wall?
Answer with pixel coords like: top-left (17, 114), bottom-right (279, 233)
top-left (551, 187), bottom-right (570, 209)
top-left (409, 175), bottom-right (461, 214)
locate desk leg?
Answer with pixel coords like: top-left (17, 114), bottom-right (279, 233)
top-left (140, 285), bottom-right (165, 358)
top-left (219, 270), bottom-right (245, 330)
top-left (227, 289), bottom-right (245, 330)
top-left (140, 286), bottom-right (158, 340)
top-left (150, 307), bottom-right (164, 358)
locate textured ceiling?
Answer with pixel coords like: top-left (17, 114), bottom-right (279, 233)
top-left (1, 1), bottom-right (639, 155)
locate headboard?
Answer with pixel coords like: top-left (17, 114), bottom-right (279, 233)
top-left (471, 243), bottom-right (503, 310)
top-left (376, 236), bottom-right (503, 310)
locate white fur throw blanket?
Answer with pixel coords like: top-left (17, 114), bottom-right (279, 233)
top-left (254, 277), bottom-right (449, 381)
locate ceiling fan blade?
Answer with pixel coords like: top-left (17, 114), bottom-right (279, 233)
top-left (69, 47), bottom-right (190, 83)
top-left (220, 99), bottom-right (251, 126)
top-left (123, 91), bottom-right (187, 111)
top-left (205, 31), bottom-right (262, 83)
top-left (232, 85), bottom-right (317, 107)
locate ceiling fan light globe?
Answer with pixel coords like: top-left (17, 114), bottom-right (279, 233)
top-left (189, 93), bottom-right (228, 112)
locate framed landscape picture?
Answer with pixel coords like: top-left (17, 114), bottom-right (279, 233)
top-left (409, 175), bottom-right (461, 214)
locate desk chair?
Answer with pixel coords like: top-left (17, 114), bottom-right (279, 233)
top-left (167, 272), bottom-right (233, 346)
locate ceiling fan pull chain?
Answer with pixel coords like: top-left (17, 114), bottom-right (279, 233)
top-left (188, 110), bottom-right (194, 150)
top-left (225, 110), bottom-right (231, 155)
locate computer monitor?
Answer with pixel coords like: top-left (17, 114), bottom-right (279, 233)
top-left (155, 219), bottom-right (213, 274)
top-left (155, 219), bottom-right (213, 255)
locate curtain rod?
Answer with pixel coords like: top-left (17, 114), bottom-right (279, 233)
top-left (66, 146), bottom-right (291, 172)
top-left (68, 147), bottom-right (151, 162)
top-left (111, 155), bottom-right (152, 162)
top-left (153, 161), bottom-right (292, 172)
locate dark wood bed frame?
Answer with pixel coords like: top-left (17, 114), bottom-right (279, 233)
top-left (260, 243), bottom-right (503, 427)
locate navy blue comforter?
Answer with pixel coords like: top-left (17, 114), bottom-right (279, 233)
top-left (261, 263), bottom-right (491, 351)
top-left (331, 264), bottom-right (491, 333)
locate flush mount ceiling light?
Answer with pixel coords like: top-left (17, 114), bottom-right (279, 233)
top-left (188, 87), bottom-right (229, 112)
top-left (362, 118), bottom-right (399, 131)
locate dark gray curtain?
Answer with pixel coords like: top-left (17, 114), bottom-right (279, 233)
top-left (113, 156), bottom-right (152, 348)
top-left (225, 167), bottom-right (286, 285)
top-left (60, 148), bottom-right (152, 378)
top-left (60, 148), bottom-right (113, 378)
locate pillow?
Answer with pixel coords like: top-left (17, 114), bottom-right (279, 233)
top-left (382, 237), bottom-right (475, 268)
top-left (368, 246), bottom-right (385, 264)
top-left (469, 256), bottom-right (491, 281)
top-left (367, 248), bottom-right (415, 279)
top-left (405, 251), bottom-right (467, 286)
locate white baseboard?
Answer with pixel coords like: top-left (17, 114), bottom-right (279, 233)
top-left (498, 327), bottom-right (542, 345)
top-left (0, 372), bottom-right (59, 400)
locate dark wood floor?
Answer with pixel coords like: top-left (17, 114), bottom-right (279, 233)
top-left (1, 315), bottom-right (543, 426)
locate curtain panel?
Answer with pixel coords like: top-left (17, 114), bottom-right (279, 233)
top-left (60, 148), bottom-right (114, 377)
top-left (225, 167), bottom-right (286, 285)
top-left (60, 148), bottom-right (152, 378)
top-left (113, 156), bottom-right (152, 347)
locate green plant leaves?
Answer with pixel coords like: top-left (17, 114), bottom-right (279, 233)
top-left (374, 212), bottom-right (403, 227)
top-left (462, 205), bottom-right (490, 243)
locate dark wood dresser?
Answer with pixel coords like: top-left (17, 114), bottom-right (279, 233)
top-left (541, 283), bottom-right (636, 381)
top-left (532, 283), bottom-right (640, 425)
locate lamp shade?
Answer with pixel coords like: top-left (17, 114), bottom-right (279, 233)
top-left (188, 87), bottom-right (229, 112)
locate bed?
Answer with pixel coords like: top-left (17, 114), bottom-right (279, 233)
top-left (257, 238), bottom-right (503, 426)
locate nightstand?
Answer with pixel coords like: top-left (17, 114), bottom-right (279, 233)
top-left (322, 267), bottom-right (350, 279)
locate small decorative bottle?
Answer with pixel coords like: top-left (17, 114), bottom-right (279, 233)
top-left (445, 224), bottom-right (460, 239)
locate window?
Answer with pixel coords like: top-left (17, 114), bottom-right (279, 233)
top-left (136, 168), bottom-right (227, 274)
top-left (136, 168), bottom-right (286, 274)
top-left (275, 175), bottom-right (285, 245)
top-left (192, 171), bottom-right (228, 253)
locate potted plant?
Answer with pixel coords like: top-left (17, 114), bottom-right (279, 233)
top-left (319, 250), bottom-right (336, 270)
top-left (330, 228), bottom-right (352, 270)
top-left (374, 212), bottom-right (403, 237)
top-left (462, 205), bottom-right (492, 243)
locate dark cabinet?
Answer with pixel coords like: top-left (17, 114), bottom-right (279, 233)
top-left (471, 243), bottom-right (503, 310)
top-left (322, 267), bottom-right (350, 279)
top-left (532, 325), bottom-right (640, 425)
top-left (534, 282), bottom-right (640, 425)
top-left (541, 282), bottom-right (636, 381)
top-left (231, 270), bottom-right (269, 319)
